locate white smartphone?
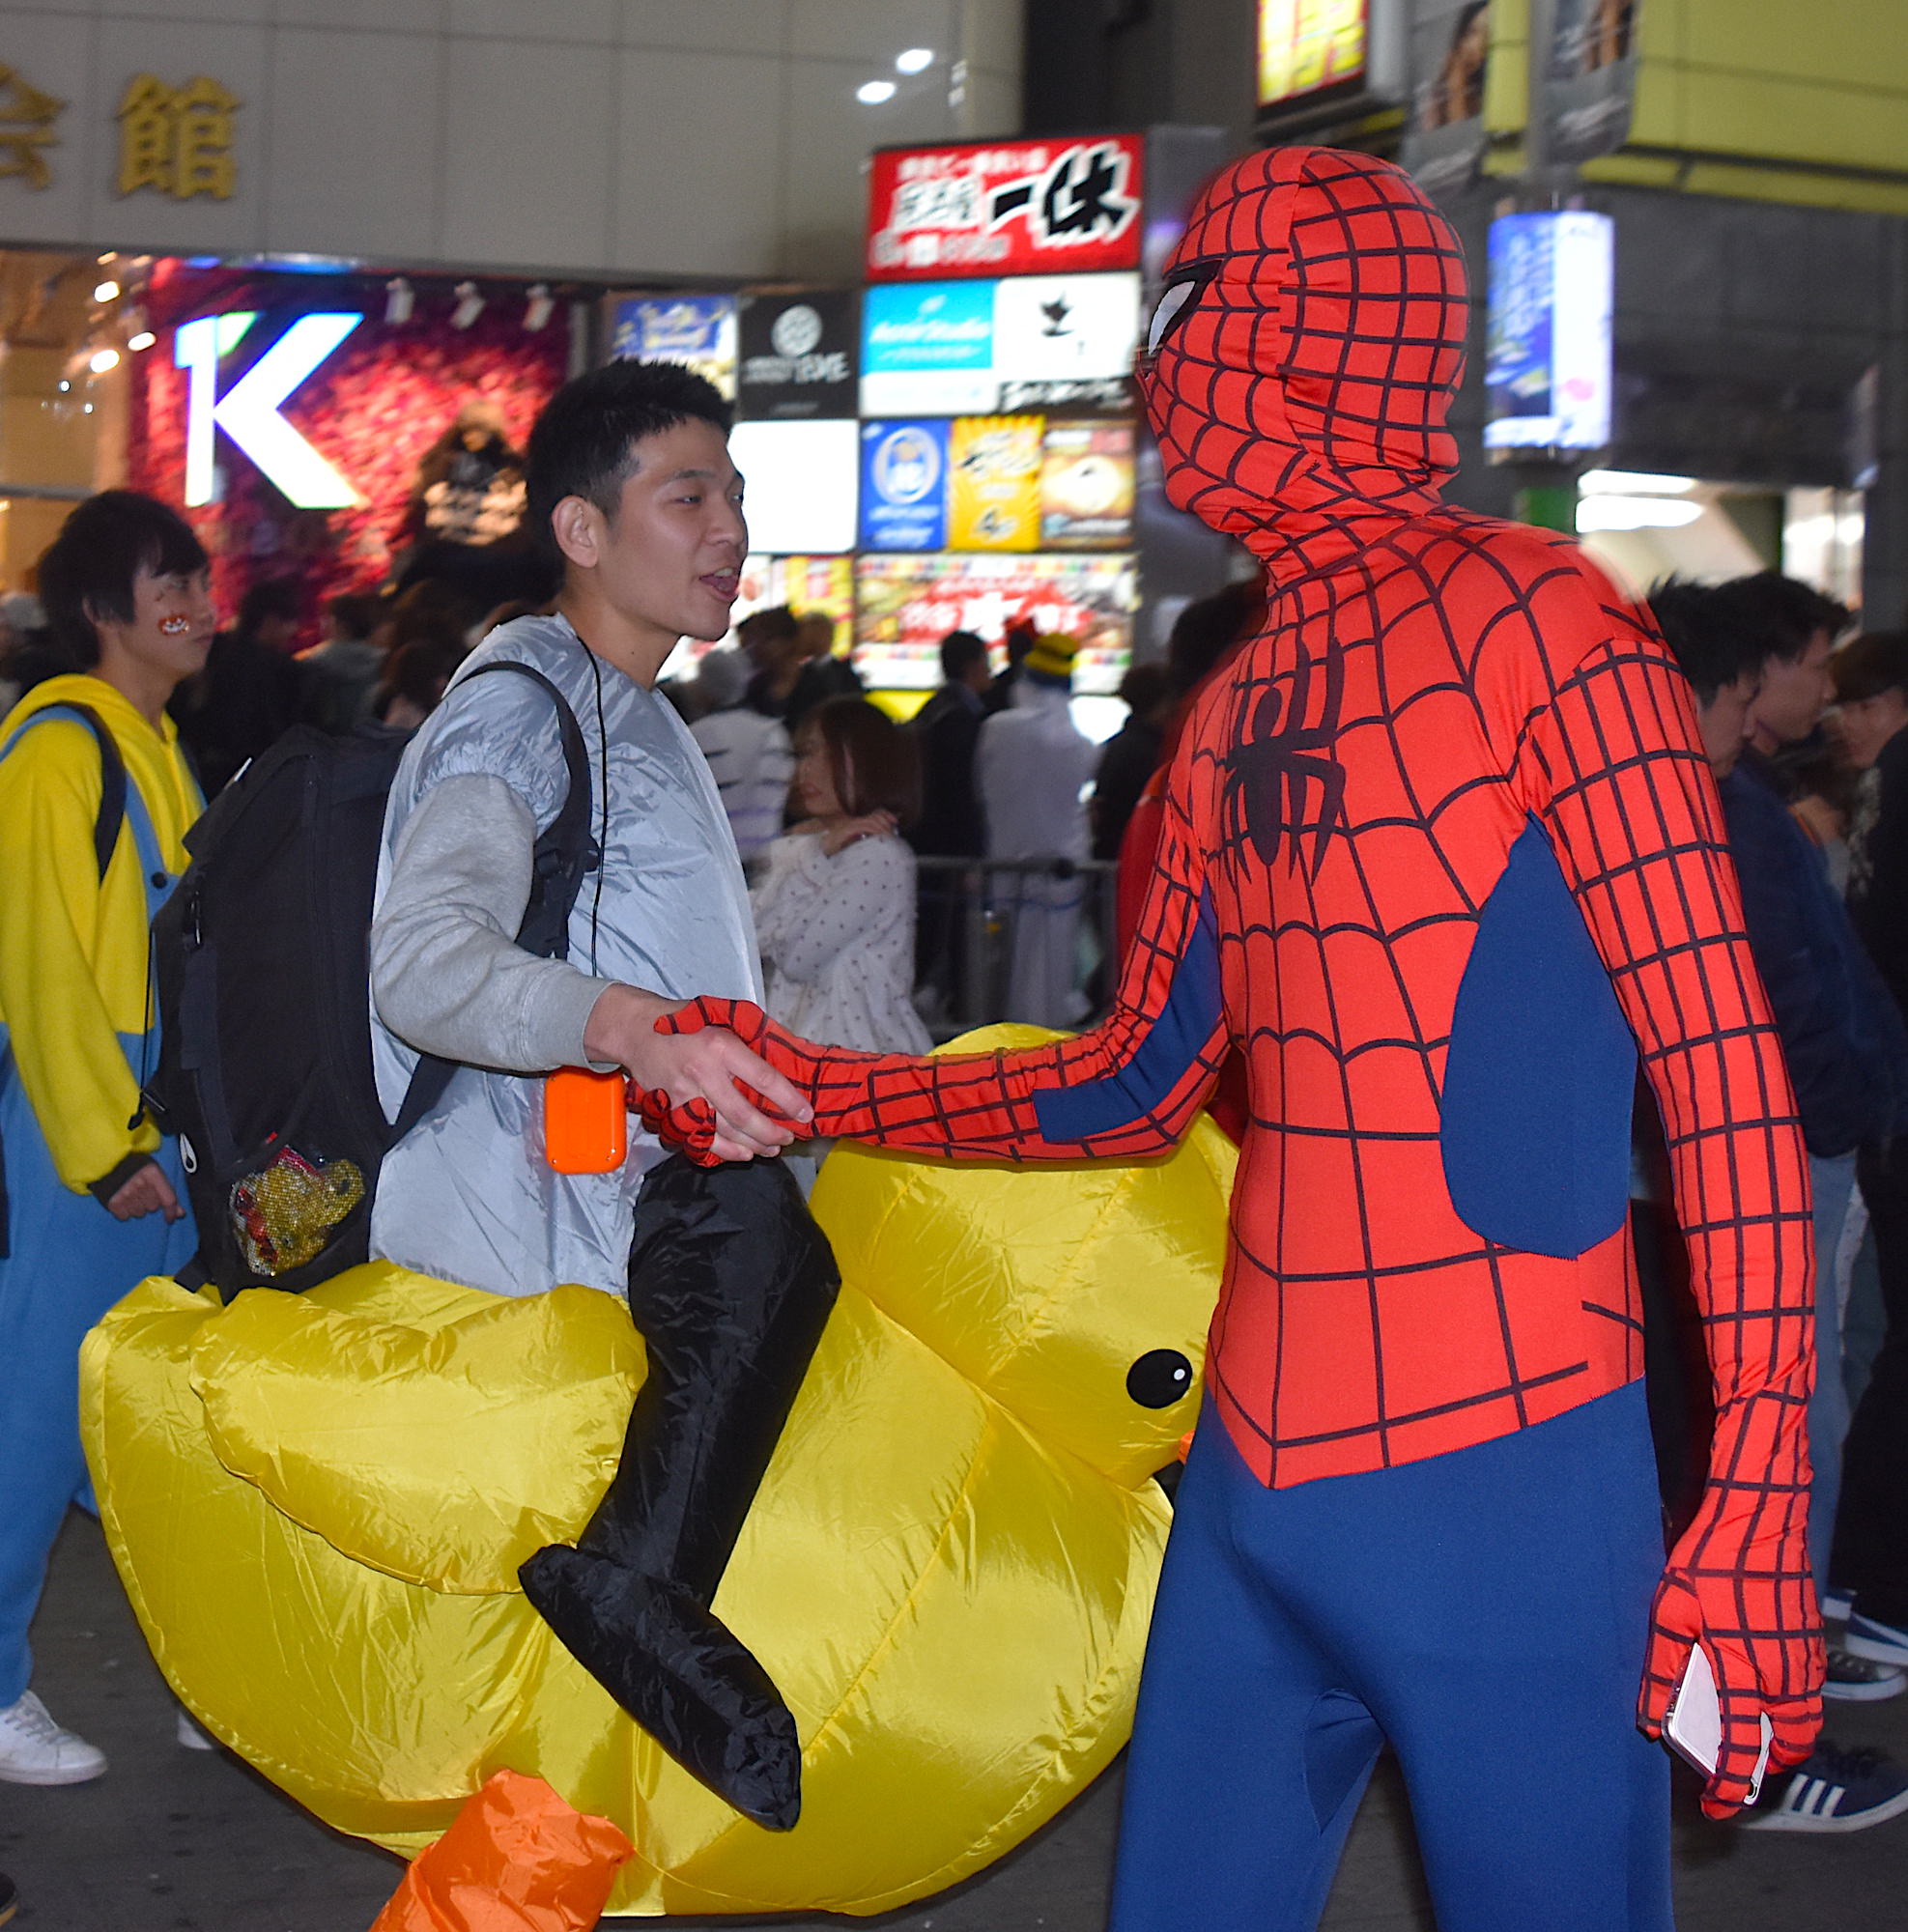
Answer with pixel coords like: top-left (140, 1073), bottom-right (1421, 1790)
top-left (1665, 1644), bottom-right (1774, 1803)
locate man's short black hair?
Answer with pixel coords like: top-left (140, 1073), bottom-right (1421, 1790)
top-left (37, 490), bottom-right (207, 670)
top-left (1709, 571), bottom-right (1850, 668)
top-left (939, 629), bottom-right (987, 682)
top-left (525, 358), bottom-right (732, 558)
top-left (1648, 579), bottom-right (1763, 704)
top-left (1833, 631), bottom-right (1908, 705)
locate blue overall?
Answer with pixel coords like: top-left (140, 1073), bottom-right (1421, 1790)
top-left (0, 714), bottom-right (195, 1706)
top-left (1110, 1381), bottom-right (1671, 1932)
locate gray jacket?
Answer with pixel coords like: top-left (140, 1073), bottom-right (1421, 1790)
top-left (368, 613), bottom-right (761, 1298)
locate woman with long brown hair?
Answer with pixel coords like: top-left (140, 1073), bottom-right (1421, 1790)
top-left (750, 696), bottom-right (931, 1055)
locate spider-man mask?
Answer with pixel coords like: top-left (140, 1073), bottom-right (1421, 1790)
top-left (1139, 147), bottom-right (1470, 578)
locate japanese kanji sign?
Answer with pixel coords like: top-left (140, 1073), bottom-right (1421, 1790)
top-left (117, 73), bottom-right (239, 200)
top-left (867, 135), bottom-right (1144, 282)
top-left (0, 65), bottom-right (63, 190)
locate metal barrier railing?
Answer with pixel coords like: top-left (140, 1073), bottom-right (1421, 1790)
top-left (911, 854), bottom-right (1123, 1041)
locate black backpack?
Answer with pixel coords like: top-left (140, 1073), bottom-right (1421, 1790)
top-left (146, 662), bottom-right (599, 1294)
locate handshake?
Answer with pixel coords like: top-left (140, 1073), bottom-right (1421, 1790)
top-left (578, 985), bottom-right (816, 1166)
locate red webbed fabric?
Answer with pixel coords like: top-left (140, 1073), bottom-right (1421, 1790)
top-left (652, 146), bottom-right (1820, 1810)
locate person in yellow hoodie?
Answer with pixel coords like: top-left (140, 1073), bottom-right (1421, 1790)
top-left (0, 491), bottom-right (212, 1784)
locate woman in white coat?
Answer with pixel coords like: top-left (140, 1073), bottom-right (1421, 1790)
top-left (751, 696), bottom-right (933, 1057)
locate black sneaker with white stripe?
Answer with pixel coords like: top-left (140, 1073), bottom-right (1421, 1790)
top-left (1743, 1743), bottom-right (1908, 1833)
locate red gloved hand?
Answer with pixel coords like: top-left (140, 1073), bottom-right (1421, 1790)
top-left (635, 1000), bottom-right (817, 1165)
top-left (1637, 1402), bottom-right (1824, 1817)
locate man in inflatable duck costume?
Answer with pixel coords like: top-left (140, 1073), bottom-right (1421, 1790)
top-left (652, 147), bottom-right (1825, 1929)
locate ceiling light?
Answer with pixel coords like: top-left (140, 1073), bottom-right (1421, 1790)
top-left (1577, 469), bottom-right (1696, 496)
top-left (857, 79), bottom-right (897, 104)
top-left (451, 281), bottom-right (484, 329)
top-left (1575, 495), bottom-right (1703, 533)
top-left (384, 276), bottom-right (414, 325)
top-left (523, 283), bottom-right (555, 332)
top-left (127, 330), bottom-right (157, 352)
top-left (88, 347), bottom-right (121, 374)
top-left (93, 279), bottom-right (120, 302)
top-left (896, 47), bottom-right (934, 73)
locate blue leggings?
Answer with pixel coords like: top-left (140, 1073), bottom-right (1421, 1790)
top-left (1111, 1381), bottom-right (1671, 1932)
top-left (0, 1055), bottom-right (194, 1706)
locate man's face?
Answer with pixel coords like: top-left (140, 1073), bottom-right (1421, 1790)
top-left (1834, 691), bottom-right (1908, 772)
top-left (566, 418), bottom-right (746, 647)
top-left (97, 562), bottom-right (216, 684)
top-left (1699, 670), bottom-right (1761, 778)
top-left (1749, 629), bottom-right (1836, 748)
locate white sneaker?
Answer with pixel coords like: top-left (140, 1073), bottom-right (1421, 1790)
top-left (0, 1690), bottom-right (107, 1785)
top-left (175, 1707), bottom-right (214, 1751)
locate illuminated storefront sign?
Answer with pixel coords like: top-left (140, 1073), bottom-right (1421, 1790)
top-left (607, 295), bottom-right (738, 398)
top-left (174, 310), bottom-right (362, 508)
top-left (1257, 0), bottom-right (1368, 106)
top-left (1039, 419), bottom-right (1135, 549)
top-left (735, 289), bottom-right (858, 420)
top-left (854, 552), bottom-right (1137, 693)
top-left (1484, 211), bottom-right (1614, 453)
top-left (860, 419), bottom-right (951, 552)
top-left (867, 135), bottom-right (1144, 281)
top-left (860, 273), bottom-right (1140, 417)
top-left (727, 417), bottom-right (859, 555)
top-left (948, 414), bottom-right (1042, 553)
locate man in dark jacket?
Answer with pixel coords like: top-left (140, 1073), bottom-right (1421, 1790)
top-left (908, 630), bottom-right (991, 1014)
top-left (1655, 582), bottom-right (1908, 1765)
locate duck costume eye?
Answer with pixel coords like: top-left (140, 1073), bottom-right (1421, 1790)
top-left (1127, 1350), bottom-right (1195, 1408)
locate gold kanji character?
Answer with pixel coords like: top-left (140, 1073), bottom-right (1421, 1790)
top-left (116, 71), bottom-right (239, 200)
top-left (0, 65), bottom-right (63, 191)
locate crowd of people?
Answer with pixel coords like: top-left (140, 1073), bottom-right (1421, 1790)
top-left (5, 336), bottom-right (1908, 1926)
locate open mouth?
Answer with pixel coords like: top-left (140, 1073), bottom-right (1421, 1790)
top-left (700, 570), bottom-right (740, 602)
top-left (158, 615), bottom-right (193, 636)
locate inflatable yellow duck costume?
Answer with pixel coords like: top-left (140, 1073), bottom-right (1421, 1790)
top-left (81, 1028), bottom-right (1233, 1919)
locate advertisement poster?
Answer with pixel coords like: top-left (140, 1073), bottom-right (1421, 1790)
top-left (607, 296), bottom-right (737, 397)
top-left (736, 289), bottom-right (859, 419)
top-left (727, 418), bottom-right (859, 555)
top-left (860, 419), bottom-right (951, 552)
top-left (867, 135), bottom-right (1144, 282)
top-left (854, 553), bottom-right (1137, 693)
top-left (1257, 0), bottom-right (1368, 107)
top-left (948, 415), bottom-right (1043, 552)
top-left (1547, 0), bottom-right (1638, 163)
top-left (992, 272), bottom-right (1143, 389)
top-left (1040, 419), bottom-right (1135, 548)
top-left (1484, 210), bottom-right (1613, 453)
top-left (861, 274), bottom-right (1141, 417)
top-left (860, 279), bottom-right (997, 416)
top-left (1399, 0), bottom-right (1491, 199)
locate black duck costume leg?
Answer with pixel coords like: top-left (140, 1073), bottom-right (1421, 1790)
top-left (520, 1154), bottom-right (840, 1831)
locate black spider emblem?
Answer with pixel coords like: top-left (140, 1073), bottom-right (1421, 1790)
top-left (1221, 646), bottom-right (1348, 877)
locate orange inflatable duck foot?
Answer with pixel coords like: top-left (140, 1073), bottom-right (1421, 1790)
top-left (368, 1770), bottom-right (633, 1932)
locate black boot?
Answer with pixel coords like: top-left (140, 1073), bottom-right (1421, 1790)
top-left (521, 1155), bottom-right (840, 1831)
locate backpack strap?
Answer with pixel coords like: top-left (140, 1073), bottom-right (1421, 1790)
top-left (455, 661), bottom-right (601, 963)
top-left (0, 701), bottom-right (128, 880)
top-left (390, 660), bottom-right (601, 1142)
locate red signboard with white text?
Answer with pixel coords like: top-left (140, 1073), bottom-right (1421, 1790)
top-left (867, 135), bottom-right (1146, 282)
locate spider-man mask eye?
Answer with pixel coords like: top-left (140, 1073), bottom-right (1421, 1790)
top-left (1137, 258), bottom-right (1221, 371)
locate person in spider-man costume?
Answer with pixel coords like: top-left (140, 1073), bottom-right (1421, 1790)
top-left (648, 147), bottom-right (1823, 1929)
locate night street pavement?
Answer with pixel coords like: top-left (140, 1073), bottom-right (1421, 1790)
top-left (6, 1511), bottom-right (1907, 1929)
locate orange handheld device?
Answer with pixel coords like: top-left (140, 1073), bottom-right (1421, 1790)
top-left (544, 1066), bottom-right (628, 1175)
